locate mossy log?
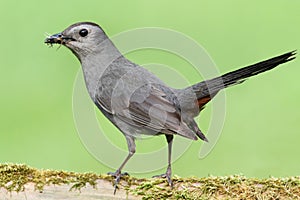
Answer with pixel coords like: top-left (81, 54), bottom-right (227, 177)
top-left (1, 164), bottom-right (300, 199)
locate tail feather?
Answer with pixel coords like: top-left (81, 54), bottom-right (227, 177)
top-left (219, 51), bottom-right (296, 88)
top-left (191, 51), bottom-right (296, 106)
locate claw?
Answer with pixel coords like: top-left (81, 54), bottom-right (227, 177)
top-left (152, 172), bottom-right (173, 188)
top-left (107, 171), bottom-right (129, 194)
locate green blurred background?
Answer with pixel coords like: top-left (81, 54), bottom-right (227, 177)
top-left (1, 0), bottom-right (299, 178)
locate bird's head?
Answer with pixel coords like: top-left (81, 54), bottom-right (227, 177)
top-left (45, 22), bottom-right (109, 61)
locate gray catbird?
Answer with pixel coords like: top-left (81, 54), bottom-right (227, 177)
top-left (45, 22), bottom-right (295, 192)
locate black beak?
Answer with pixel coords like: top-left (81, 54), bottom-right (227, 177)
top-left (44, 33), bottom-right (75, 45)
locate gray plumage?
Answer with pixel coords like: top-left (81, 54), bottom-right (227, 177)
top-left (45, 22), bottom-right (295, 193)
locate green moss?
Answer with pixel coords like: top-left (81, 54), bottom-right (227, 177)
top-left (1, 164), bottom-right (300, 199)
top-left (0, 163), bottom-right (111, 192)
top-left (129, 175), bottom-right (300, 200)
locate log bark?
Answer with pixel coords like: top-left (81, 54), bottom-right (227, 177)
top-left (1, 180), bottom-right (138, 200)
top-left (1, 164), bottom-right (300, 199)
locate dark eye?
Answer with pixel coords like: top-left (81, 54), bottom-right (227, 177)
top-left (79, 29), bottom-right (88, 37)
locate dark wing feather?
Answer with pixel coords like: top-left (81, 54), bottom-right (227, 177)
top-left (105, 84), bottom-right (198, 140)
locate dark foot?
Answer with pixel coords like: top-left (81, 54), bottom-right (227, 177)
top-left (107, 171), bottom-right (129, 194)
top-left (152, 171), bottom-right (173, 188)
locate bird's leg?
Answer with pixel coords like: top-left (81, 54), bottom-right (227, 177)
top-left (108, 136), bottom-right (136, 194)
top-left (153, 135), bottom-right (174, 188)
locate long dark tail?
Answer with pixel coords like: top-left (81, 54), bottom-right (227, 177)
top-left (190, 51), bottom-right (296, 108)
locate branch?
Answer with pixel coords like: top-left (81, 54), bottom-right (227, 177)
top-left (1, 164), bottom-right (299, 199)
